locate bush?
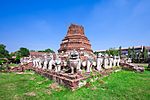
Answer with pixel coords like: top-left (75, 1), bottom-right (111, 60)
top-left (0, 59), bottom-right (7, 65)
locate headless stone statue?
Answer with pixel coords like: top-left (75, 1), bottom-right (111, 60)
top-left (113, 56), bottom-right (117, 67)
top-left (48, 59), bottom-right (53, 70)
top-left (20, 58), bottom-right (24, 65)
top-left (127, 58), bottom-right (132, 63)
top-left (36, 60), bottom-right (39, 68)
top-left (43, 54), bottom-right (49, 70)
top-left (103, 54), bottom-right (109, 69)
top-left (97, 53), bottom-right (103, 71)
top-left (117, 56), bottom-right (120, 66)
top-left (43, 59), bottom-right (48, 70)
top-left (109, 56), bottom-right (113, 68)
top-left (38, 58), bottom-right (43, 69)
top-left (55, 56), bottom-right (61, 72)
top-left (87, 60), bottom-right (92, 73)
top-left (32, 59), bottom-right (36, 67)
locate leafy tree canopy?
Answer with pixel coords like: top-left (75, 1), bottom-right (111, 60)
top-left (0, 44), bottom-right (9, 58)
top-left (119, 46), bottom-right (122, 57)
top-left (106, 48), bottom-right (118, 56)
top-left (19, 47), bottom-right (30, 57)
top-left (38, 48), bottom-right (55, 53)
top-left (128, 47), bottom-right (131, 58)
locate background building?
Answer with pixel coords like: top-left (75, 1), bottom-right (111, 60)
top-left (95, 46), bottom-right (150, 63)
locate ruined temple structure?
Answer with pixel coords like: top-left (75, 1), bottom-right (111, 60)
top-left (9, 24), bottom-right (145, 90)
top-left (58, 24), bottom-right (93, 55)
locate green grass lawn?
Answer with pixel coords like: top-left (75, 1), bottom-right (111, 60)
top-left (0, 67), bottom-right (150, 100)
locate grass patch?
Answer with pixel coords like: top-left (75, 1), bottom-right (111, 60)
top-left (9, 63), bottom-right (19, 67)
top-left (0, 67), bottom-right (150, 100)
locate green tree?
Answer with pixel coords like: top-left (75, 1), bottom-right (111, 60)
top-left (94, 51), bottom-right (99, 56)
top-left (38, 48), bottom-right (55, 53)
top-left (0, 44), bottom-right (9, 58)
top-left (0, 58), bottom-right (7, 65)
top-left (12, 47), bottom-right (29, 63)
top-left (143, 48), bottom-right (148, 62)
top-left (137, 51), bottom-right (142, 63)
top-left (119, 46), bottom-right (122, 57)
top-left (106, 50), bottom-right (110, 55)
top-left (131, 47), bottom-right (136, 62)
top-left (15, 55), bottom-right (21, 63)
top-left (128, 47), bottom-right (131, 58)
top-left (30, 50), bottom-right (35, 52)
top-left (19, 47), bottom-right (30, 57)
top-left (106, 48), bottom-right (118, 56)
top-left (45, 48), bottom-right (55, 53)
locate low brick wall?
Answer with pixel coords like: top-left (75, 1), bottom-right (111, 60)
top-left (120, 62), bottom-right (144, 72)
top-left (9, 62), bottom-right (119, 90)
top-left (31, 67), bottom-right (89, 90)
top-left (10, 63), bottom-right (90, 90)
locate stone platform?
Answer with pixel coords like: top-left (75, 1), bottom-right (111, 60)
top-left (10, 63), bottom-right (91, 90)
top-left (31, 67), bottom-right (89, 90)
top-left (9, 62), bottom-right (122, 90)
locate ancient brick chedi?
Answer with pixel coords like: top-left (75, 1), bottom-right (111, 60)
top-left (58, 24), bottom-right (93, 54)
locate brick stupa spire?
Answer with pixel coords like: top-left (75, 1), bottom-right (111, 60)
top-left (58, 24), bottom-right (93, 54)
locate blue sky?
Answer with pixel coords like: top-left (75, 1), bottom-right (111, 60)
top-left (0, 0), bottom-right (150, 52)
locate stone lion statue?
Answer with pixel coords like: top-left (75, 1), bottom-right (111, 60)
top-left (68, 50), bottom-right (81, 74)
